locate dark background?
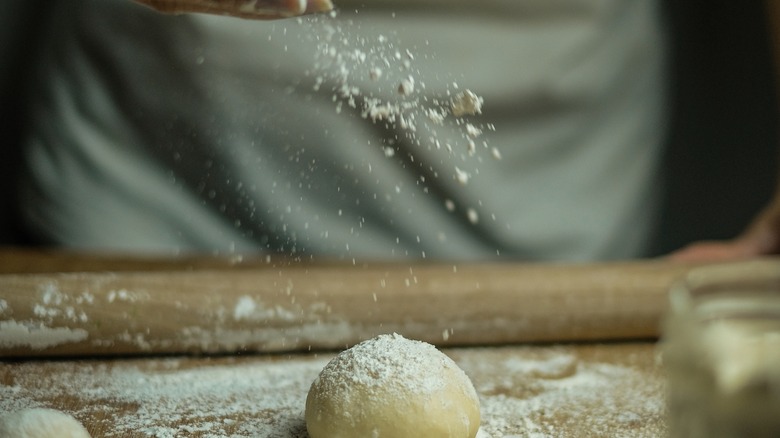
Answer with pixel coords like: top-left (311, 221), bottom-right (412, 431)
top-left (653, 1), bottom-right (779, 255)
top-left (1, 1), bottom-right (777, 257)
top-left (0, 0), bottom-right (45, 246)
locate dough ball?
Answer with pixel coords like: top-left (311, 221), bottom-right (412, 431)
top-left (305, 333), bottom-right (480, 438)
top-left (0, 408), bottom-right (91, 438)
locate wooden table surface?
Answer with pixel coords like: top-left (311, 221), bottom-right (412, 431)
top-left (0, 342), bottom-right (665, 437)
top-left (0, 248), bottom-right (681, 437)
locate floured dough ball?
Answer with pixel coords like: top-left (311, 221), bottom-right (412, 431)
top-left (305, 333), bottom-right (480, 438)
top-left (0, 408), bottom-right (91, 438)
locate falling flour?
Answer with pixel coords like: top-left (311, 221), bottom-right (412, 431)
top-left (451, 90), bottom-right (484, 118)
top-left (299, 10), bottom-right (498, 189)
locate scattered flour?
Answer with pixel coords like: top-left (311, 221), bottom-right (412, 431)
top-left (0, 345), bottom-right (665, 437)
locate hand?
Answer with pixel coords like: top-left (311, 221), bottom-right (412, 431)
top-left (669, 193), bottom-right (780, 262)
top-left (134, 0), bottom-right (333, 19)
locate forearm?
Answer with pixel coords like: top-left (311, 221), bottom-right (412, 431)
top-left (133, 0), bottom-right (333, 19)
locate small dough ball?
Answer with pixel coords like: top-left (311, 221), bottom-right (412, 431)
top-left (305, 333), bottom-right (480, 438)
top-left (0, 408), bottom-right (91, 438)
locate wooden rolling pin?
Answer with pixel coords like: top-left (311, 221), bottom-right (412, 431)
top-left (0, 258), bottom-right (733, 357)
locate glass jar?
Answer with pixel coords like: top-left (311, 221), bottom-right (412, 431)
top-left (663, 259), bottom-right (780, 438)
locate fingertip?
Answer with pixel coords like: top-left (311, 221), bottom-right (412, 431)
top-left (305, 0), bottom-right (334, 14)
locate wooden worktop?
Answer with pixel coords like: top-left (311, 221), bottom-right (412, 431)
top-left (0, 342), bottom-right (665, 437)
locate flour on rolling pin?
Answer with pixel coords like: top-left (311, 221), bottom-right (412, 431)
top-left (1, 274), bottom-right (475, 355)
top-left (0, 280), bottom-right (151, 351)
top-left (0, 346), bottom-right (665, 437)
top-left (0, 286), bottom-right (90, 350)
top-left (1, 261), bottom-right (685, 356)
top-left (0, 320), bottom-right (88, 350)
top-left (0, 277), bottom-right (352, 354)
